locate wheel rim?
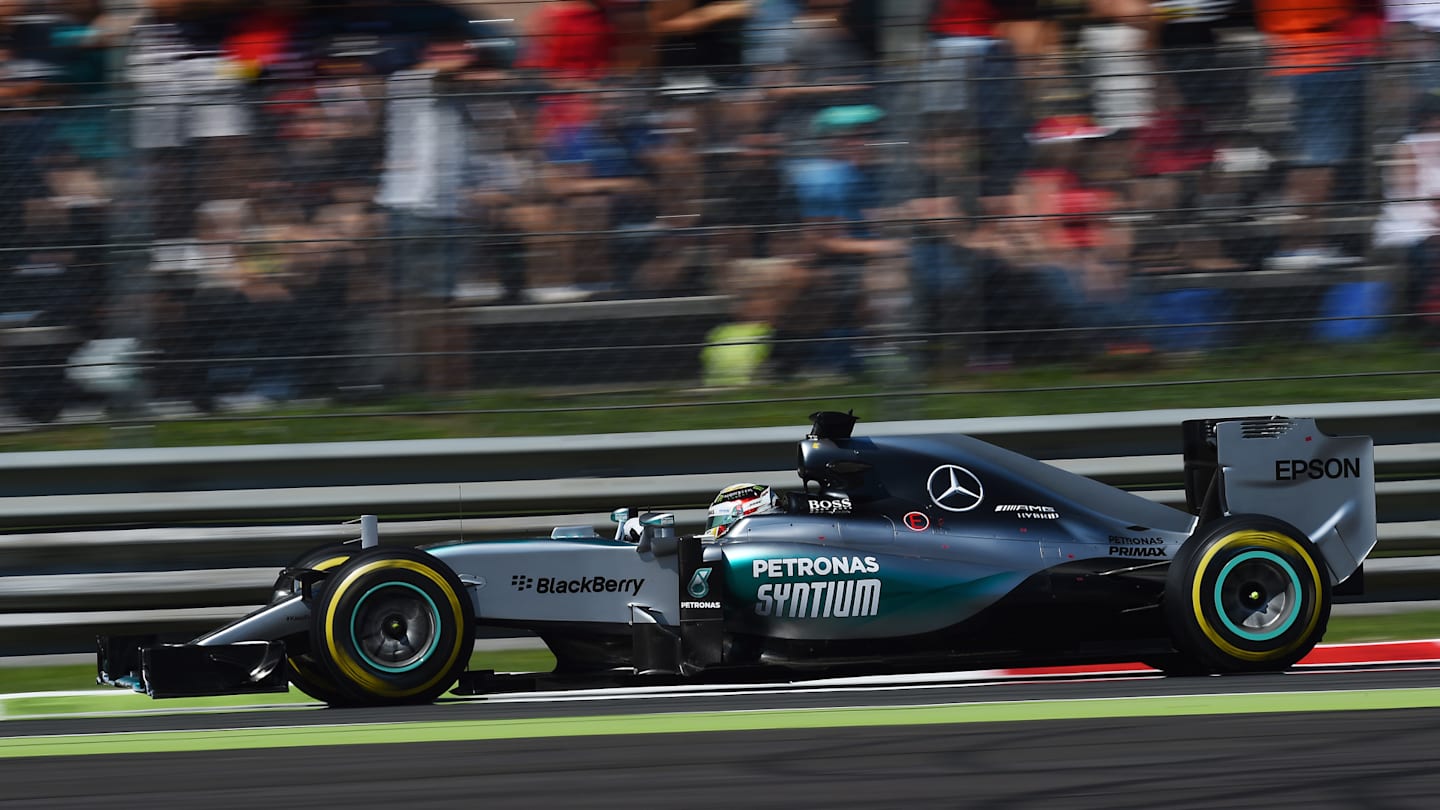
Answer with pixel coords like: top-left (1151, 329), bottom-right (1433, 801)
top-left (350, 582), bottom-right (441, 673)
top-left (1213, 549), bottom-right (1303, 642)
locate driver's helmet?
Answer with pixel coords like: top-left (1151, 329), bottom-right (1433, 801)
top-left (620, 515), bottom-right (645, 542)
top-left (705, 483), bottom-right (779, 537)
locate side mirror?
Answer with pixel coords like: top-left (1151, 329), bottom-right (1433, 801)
top-left (635, 512), bottom-right (678, 556)
top-left (611, 507), bottom-right (631, 541)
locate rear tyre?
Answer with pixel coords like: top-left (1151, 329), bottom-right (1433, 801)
top-left (269, 544), bottom-right (355, 705)
top-left (311, 547), bottom-right (473, 706)
top-left (1164, 515), bottom-right (1330, 674)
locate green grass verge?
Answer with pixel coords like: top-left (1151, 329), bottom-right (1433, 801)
top-left (1323, 609), bottom-right (1440, 643)
top-left (8, 338), bottom-right (1439, 451)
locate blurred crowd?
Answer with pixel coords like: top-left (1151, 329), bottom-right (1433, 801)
top-left (1, 0), bottom-right (1439, 417)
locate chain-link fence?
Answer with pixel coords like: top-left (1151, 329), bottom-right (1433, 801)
top-left (0, 1), bottom-right (1435, 425)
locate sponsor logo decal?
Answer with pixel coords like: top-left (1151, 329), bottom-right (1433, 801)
top-left (715, 483), bottom-right (770, 502)
top-left (927, 465), bottom-right (984, 512)
top-left (1274, 457), bottom-right (1361, 481)
top-left (751, 556), bottom-right (882, 619)
top-left (512, 574), bottom-right (645, 596)
top-left (752, 556), bottom-right (880, 578)
top-left (994, 504), bottom-right (1059, 520)
top-left (756, 579), bottom-right (882, 619)
top-left (1108, 535), bottom-right (1164, 545)
top-left (801, 496), bottom-right (853, 515)
top-left (688, 568), bottom-right (712, 599)
top-left (681, 601), bottom-right (723, 609)
top-left (1109, 546), bottom-right (1167, 558)
top-left (904, 511), bottom-right (930, 531)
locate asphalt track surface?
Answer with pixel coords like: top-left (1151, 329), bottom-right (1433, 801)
top-left (4, 667), bottom-right (1439, 808)
top-left (7, 710), bottom-right (1440, 809)
top-left (4, 665), bottom-right (1437, 734)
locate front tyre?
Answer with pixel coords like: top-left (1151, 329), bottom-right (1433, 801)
top-left (270, 544), bottom-right (355, 705)
top-left (1164, 515), bottom-right (1330, 674)
top-left (312, 548), bottom-right (473, 706)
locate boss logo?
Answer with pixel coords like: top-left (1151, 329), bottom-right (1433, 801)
top-left (803, 497), bottom-right (852, 515)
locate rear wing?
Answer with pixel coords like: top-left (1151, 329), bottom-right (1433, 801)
top-left (1182, 417), bottom-right (1376, 584)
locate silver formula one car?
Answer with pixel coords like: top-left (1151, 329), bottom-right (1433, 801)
top-left (98, 411), bottom-right (1376, 706)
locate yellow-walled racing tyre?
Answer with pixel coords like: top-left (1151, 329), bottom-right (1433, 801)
top-left (1162, 515), bottom-right (1331, 674)
top-left (310, 547), bottom-right (473, 706)
top-left (269, 544), bottom-right (355, 705)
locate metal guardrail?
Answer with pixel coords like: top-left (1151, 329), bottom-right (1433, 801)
top-left (2, 401), bottom-right (1438, 656)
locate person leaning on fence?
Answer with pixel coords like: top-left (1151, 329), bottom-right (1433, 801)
top-left (906, 118), bottom-right (982, 373)
top-left (768, 0), bottom-right (877, 158)
top-left (374, 33), bottom-right (480, 392)
top-left (781, 104), bottom-right (907, 377)
top-left (925, 0), bottom-right (1033, 198)
top-left (1255, 0), bottom-right (1379, 233)
top-left (691, 88), bottom-right (807, 280)
top-left (127, 0), bottom-right (256, 241)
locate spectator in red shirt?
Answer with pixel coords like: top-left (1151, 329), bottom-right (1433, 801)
top-left (520, 1), bottom-right (618, 81)
top-left (520, 0), bottom-right (653, 144)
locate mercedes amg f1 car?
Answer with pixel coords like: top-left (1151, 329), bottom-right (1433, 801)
top-left (98, 411), bottom-right (1376, 706)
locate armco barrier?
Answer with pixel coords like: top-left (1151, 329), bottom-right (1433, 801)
top-left (2, 398), bottom-right (1437, 508)
top-left (1, 401), bottom-right (1438, 656)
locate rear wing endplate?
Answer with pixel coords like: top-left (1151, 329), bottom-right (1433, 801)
top-left (1183, 416), bottom-right (1376, 584)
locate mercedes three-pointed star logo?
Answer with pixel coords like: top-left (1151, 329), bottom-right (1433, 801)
top-left (926, 465), bottom-right (984, 512)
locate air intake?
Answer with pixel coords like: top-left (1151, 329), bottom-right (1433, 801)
top-left (1239, 418), bottom-right (1294, 439)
